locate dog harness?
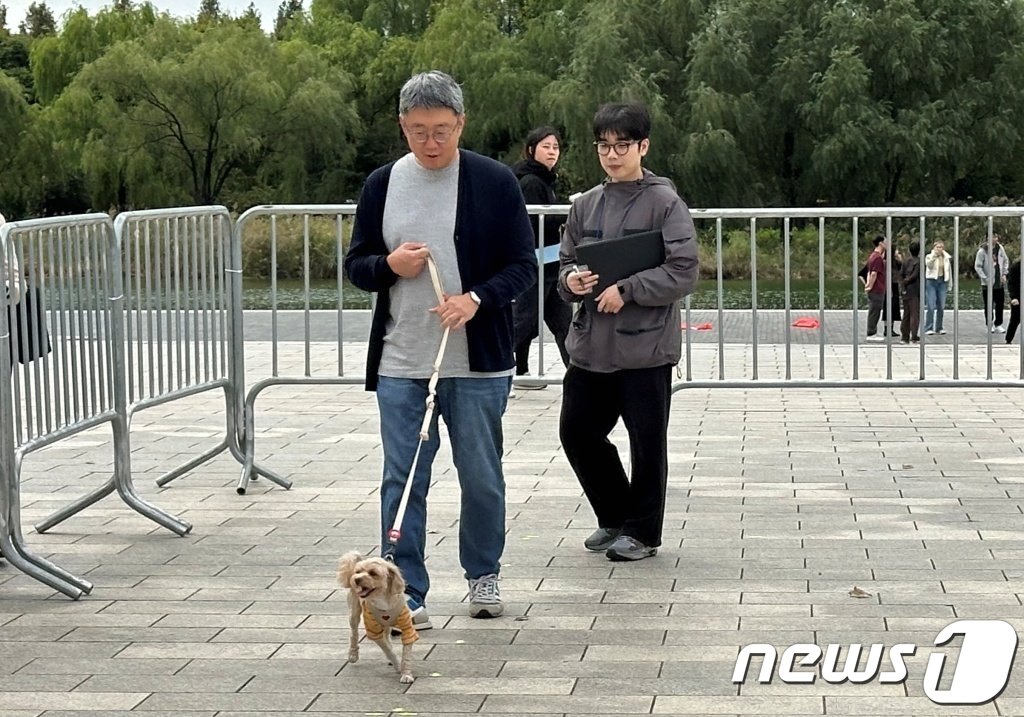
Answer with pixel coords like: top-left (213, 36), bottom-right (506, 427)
top-left (362, 602), bottom-right (419, 646)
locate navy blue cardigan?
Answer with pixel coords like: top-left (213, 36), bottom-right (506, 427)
top-left (344, 150), bottom-right (536, 391)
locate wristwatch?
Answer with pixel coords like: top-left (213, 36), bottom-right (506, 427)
top-left (469, 290), bottom-right (482, 306)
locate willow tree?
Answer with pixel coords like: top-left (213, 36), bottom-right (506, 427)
top-left (44, 21), bottom-right (361, 209)
top-left (29, 3), bottom-right (159, 104)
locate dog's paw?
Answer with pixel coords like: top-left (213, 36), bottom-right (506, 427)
top-left (347, 649), bottom-right (359, 663)
top-left (400, 671), bottom-right (415, 684)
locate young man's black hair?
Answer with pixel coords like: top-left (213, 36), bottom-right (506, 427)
top-left (872, 234), bottom-right (886, 248)
top-left (592, 103), bottom-right (651, 141)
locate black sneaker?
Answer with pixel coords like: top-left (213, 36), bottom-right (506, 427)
top-left (584, 527), bottom-right (621, 552)
top-left (605, 535), bottom-right (657, 561)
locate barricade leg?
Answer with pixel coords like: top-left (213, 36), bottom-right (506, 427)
top-left (153, 385), bottom-right (235, 488)
top-left (35, 477), bottom-right (115, 533)
top-left (0, 532), bottom-right (86, 599)
top-left (35, 418), bottom-right (191, 536)
top-left (111, 416), bottom-right (192, 536)
top-left (5, 458), bottom-right (93, 594)
top-left (236, 391), bottom-right (291, 495)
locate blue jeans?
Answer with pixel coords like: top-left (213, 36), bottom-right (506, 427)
top-left (925, 278), bottom-right (948, 331)
top-left (376, 375), bottom-right (511, 609)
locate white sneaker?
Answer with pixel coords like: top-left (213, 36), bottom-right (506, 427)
top-left (866, 334), bottom-right (884, 342)
top-left (508, 385), bottom-right (516, 399)
top-left (997, 325), bottom-right (1007, 333)
top-left (938, 329), bottom-right (947, 334)
top-left (991, 326), bottom-right (998, 333)
top-left (925, 329), bottom-right (936, 335)
top-left (391, 604), bottom-right (433, 634)
top-left (468, 574), bottom-right (503, 618)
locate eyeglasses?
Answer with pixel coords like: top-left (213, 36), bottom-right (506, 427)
top-left (404, 125), bottom-right (459, 145)
top-left (594, 140), bottom-right (640, 156)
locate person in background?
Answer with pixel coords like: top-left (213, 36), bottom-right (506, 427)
top-left (924, 240), bottom-right (953, 335)
top-left (1006, 258), bottom-right (1021, 344)
top-left (2, 211), bottom-right (24, 373)
top-left (510, 126), bottom-right (571, 392)
top-left (0, 212), bottom-right (20, 306)
top-left (900, 240), bottom-right (921, 344)
top-left (975, 234), bottom-right (1009, 333)
top-left (864, 235), bottom-right (890, 340)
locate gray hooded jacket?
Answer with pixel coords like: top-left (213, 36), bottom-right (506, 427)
top-left (557, 170), bottom-right (698, 372)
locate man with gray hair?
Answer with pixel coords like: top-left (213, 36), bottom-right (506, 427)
top-left (344, 71), bottom-right (535, 627)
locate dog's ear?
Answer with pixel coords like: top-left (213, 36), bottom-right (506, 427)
top-left (336, 551), bottom-right (362, 586)
top-left (384, 560), bottom-right (406, 598)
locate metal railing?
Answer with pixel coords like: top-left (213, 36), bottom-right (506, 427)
top-left (1, 215), bottom-right (189, 600)
top-left (5, 203), bottom-right (1024, 599)
top-left (232, 206), bottom-right (365, 494)
top-left (675, 208), bottom-right (1024, 392)
top-left (112, 207), bottom-right (244, 488)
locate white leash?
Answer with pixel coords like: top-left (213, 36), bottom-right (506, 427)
top-left (386, 254), bottom-right (449, 553)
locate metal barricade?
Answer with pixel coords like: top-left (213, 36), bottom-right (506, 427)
top-left (1, 214), bottom-right (188, 600)
top-left (233, 205), bottom-right (366, 494)
top-left (674, 207), bottom-right (1024, 392)
top-left (109, 207), bottom-right (243, 489)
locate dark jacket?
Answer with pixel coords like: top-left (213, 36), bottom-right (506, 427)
top-left (512, 158), bottom-right (563, 250)
top-left (344, 150), bottom-right (536, 391)
top-left (900, 255), bottom-right (920, 293)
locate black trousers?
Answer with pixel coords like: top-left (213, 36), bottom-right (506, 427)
top-left (901, 291), bottom-right (920, 341)
top-left (559, 364), bottom-right (672, 547)
top-left (982, 286), bottom-right (1005, 326)
top-left (1007, 302), bottom-right (1020, 343)
top-left (513, 269), bottom-right (571, 373)
top-left (866, 292), bottom-right (886, 335)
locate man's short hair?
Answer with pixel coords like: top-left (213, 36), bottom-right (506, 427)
top-left (592, 103), bottom-right (651, 142)
top-left (872, 234), bottom-right (886, 248)
top-left (910, 240), bottom-right (920, 257)
top-left (398, 71), bottom-right (464, 116)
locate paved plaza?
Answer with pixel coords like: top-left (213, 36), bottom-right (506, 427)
top-left (3, 328), bottom-right (1024, 716)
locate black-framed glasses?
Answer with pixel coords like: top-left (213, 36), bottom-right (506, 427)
top-left (594, 140), bottom-right (640, 156)
top-left (404, 125), bottom-right (459, 145)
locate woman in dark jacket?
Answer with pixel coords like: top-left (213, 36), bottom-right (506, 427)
top-left (1007, 259), bottom-right (1021, 343)
top-left (511, 126), bottom-right (571, 388)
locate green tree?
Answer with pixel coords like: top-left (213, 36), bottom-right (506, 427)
top-left (540, 0), bottom-right (700, 193)
top-left (45, 22), bottom-right (361, 209)
top-left (30, 4), bottom-right (159, 104)
top-left (274, 0), bottom-right (302, 37)
top-left (413, 0), bottom-right (547, 160)
top-left (19, 1), bottom-right (56, 37)
top-left (238, 2), bottom-right (262, 30)
top-left (0, 33), bottom-right (33, 98)
top-left (196, 0), bottom-right (222, 25)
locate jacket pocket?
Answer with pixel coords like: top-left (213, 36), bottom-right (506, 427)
top-left (612, 304), bottom-right (673, 367)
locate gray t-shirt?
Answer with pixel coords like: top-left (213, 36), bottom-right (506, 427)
top-left (378, 153), bottom-right (511, 379)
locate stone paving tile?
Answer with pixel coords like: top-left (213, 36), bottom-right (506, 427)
top-left (6, 342), bottom-right (1024, 717)
top-left (0, 693), bottom-right (148, 711)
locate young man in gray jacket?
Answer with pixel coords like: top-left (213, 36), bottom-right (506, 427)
top-left (557, 103), bottom-right (698, 561)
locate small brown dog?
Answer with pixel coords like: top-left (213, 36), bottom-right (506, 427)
top-left (336, 551), bottom-right (418, 683)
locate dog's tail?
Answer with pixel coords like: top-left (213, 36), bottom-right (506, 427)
top-left (336, 551), bottom-right (363, 587)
